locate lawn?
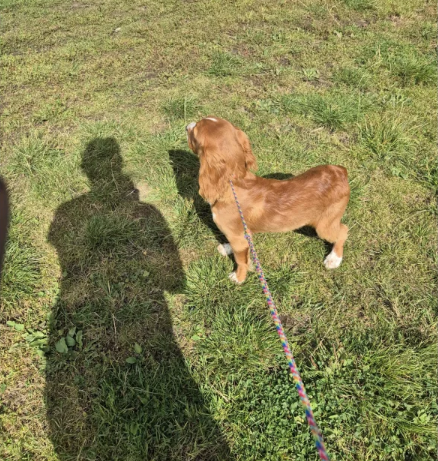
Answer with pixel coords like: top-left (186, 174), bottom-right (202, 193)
top-left (0, 0), bottom-right (436, 460)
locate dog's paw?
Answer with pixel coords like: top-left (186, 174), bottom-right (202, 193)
top-left (228, 272), bottom-right (244, 284)
top-left (324, 251), bottom-right (343, 269)
top-left (217, 243), bottom-right (233, 257)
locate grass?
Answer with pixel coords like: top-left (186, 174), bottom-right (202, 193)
top-left (208, 51), bottom-right (242, 77)
top-left (162, 96), bottom-right (201, 122)
top-left (0, 0), bottom-right (436, 460)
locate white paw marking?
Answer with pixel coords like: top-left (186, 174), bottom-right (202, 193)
top-left (217, 243), bottom-right (233, 256)
top-left (204, 117), bottom-right (217, 122)
top-left (324, 250), bottom-right (343, 269)
top-left (228, 271), bottom-right (243, 284)
top-left (212, 212), bottom-right (216, 221)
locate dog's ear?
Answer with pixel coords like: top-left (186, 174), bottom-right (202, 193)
top-left (235, 128), bottom-right (258, 172)
top-left (198, 143), bottom-right (247, 204)
top-left (198, 125), bottom-right (256, 204)
top-left (198, 153), bottom-right (228, 204)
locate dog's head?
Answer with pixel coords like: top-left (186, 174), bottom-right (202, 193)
top-left (186, 116), bottom-right (257, 204)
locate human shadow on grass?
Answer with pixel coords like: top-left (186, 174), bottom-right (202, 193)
top-left (46, 138), bottom-right (231, 461)
top-left (169, 149), bottom-right (322, 244)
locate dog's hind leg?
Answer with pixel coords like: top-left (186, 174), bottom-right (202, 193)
top-left (320, 223), bottom-right (348, 269)
top-left (315, 200), bottom-right (349, 269)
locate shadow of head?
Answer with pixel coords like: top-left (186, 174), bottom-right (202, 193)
top-left (80, 137), bottom-right (136, 201)
top-left (81, 137), bottom-right (122, 182)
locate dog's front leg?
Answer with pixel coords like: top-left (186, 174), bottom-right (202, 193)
top-left (212, 209), bottom-right (250, 283)
top-left (226, 235), bottom-right (250, 284)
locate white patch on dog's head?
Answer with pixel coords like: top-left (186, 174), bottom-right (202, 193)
top-left (186, 121), bottom-right (196, 140)
top-left (204, 117), bottom-right (217, 122)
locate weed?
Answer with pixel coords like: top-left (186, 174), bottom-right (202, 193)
top-left (301, 68), bottom-right (320, 82)
top-left (389, 54), bottom-right (436, 86)
top-left (207, 51), bottom-right (241, 77)
top-left (332, 67), bottom-right (370, 90)
top-left (358, 117), bottom-right (412, 160)
top-left (162, 96), bottom-right (200, 121)
top-left (282, 92), bottom-right (372, 131)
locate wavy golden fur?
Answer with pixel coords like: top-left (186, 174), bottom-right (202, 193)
top-left (193, 120), bottom-right (257, 204)
top-left (186, 116), bottom-right (350, 283)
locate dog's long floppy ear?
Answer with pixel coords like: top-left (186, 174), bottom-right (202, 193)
top-left (198, 153), bottom-right (228, 204)
top-left (198, 142), bottom-right (247, 204)
top-left (198, 125), bottom-right (257, 204)
top-left (235, 128), bottom-right (258, 172)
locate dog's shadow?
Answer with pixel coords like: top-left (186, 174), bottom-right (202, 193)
top-left (169, 149), bottom-right (328, 251)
